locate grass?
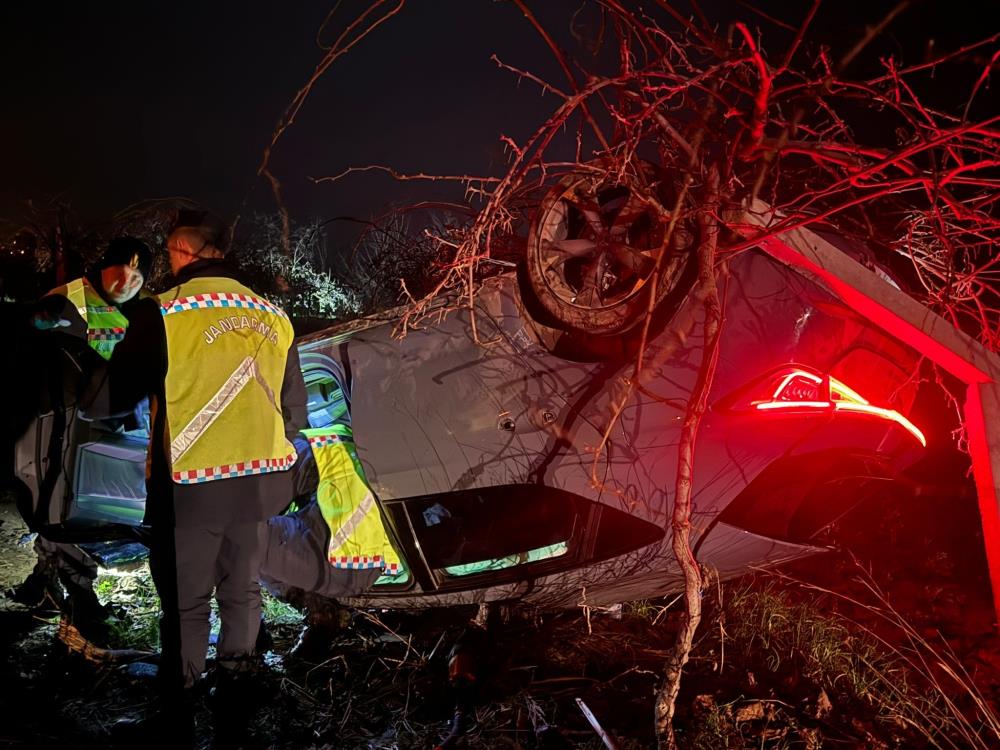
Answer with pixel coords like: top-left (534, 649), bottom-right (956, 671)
top-left (93, 565), bottom-right (304, 652)
top-left (724, 581), bottom-right (906, 705)
top-left (767, 567), bottom-right (1000, 750)
top-left (76, 555), bottom-right (998, 749)
top-left (94, 565), bottom-right (302, 651)
top-left (94, 564), bottom-right (161, 651)
top-left (262, 589), bottom-right (305, 626)
top-left (683, 696), bottom-right (739, 750)
top-left (691, 570), bottom-right (1000, 750)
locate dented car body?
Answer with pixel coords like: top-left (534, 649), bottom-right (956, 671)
top-left (298, 240), bottom-right (926, 610)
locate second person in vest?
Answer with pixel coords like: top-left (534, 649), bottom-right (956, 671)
top-left (260, 421), bottom-right (403, 661)
top-left (7, 237), bottom-right (151, 642)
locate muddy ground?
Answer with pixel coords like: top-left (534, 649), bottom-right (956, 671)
top-left (2, 480), bottom-right (999, 750)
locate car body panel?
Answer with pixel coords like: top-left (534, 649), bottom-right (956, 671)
top-left (15, 244), bottom-right (925, 607)
top-left (295, 248), bottom-right (923, 608)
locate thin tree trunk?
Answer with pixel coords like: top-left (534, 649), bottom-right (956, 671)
top-left (53, 215), bottom-right (67, 286)
top-left (654, 165), bottom-right (724, 749)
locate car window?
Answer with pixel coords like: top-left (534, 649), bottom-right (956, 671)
top-left (411, 490), bottom-right (579, 576)
top-left (70, 398), bottom-right (150, 527)
top-left (300, 354), bottom-right (351, 427)
top-left (394, 485), bottom-right (664, 589)
top-left (442, 541), bottom-right (569, 577)
top-left (73, 435), bottom-right (147, 525)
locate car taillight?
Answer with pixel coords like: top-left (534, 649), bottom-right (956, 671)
top-left (740, 367), bottom-right (926, 447)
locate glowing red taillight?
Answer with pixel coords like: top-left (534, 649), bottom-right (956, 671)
top-left (747, 368), bottom-right (926, 447)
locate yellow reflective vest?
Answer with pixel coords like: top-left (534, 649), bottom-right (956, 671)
top-left (49, 277), bottom-right (129, 360)
top-left (157, 276), bottom-right (297, 484)
top-left (303, 425), bottom-right (401, 573)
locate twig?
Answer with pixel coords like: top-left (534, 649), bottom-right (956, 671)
top-left (576, 698), bottom-right (621, 750)
top-left (242, 0), bottom-right (406, 250)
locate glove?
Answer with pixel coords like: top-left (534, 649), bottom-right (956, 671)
top-left (31, 295), bottom-right (72, 330)
top-left (32, 314), bottom-right (71, 330)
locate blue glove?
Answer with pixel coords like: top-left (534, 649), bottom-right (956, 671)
top-left (32, 313), bottom-right (71, 330)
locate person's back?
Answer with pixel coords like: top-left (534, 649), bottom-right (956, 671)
top-left (156, 271), bottom-right (296, 484)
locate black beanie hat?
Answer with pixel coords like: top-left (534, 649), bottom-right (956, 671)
top-left (171, 208), bottom-right (230, 252)
top-left (98, 237), bottom-right (153, 279)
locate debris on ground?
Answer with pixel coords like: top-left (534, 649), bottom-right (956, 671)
top-left (1, 488), bottom-right (998, 749)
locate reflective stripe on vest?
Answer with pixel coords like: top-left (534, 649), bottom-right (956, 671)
top-left (49, 278), bottom-right (129, 360)
top-left (158, 277), bottom-right (296, 484)
top-left (303, 427), bottom-right (401, 573)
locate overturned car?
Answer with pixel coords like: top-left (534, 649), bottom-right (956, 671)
top-left (11, 185), bottom-right (929, 612)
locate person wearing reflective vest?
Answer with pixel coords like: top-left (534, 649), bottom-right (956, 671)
top-left (46, 277), bottom-right (128, 359)
top-left (40, 237), bottom-right (151, 358)
top-left (262, 424), bottom-right (401, 597)
top-left (92, 210), bottom-right (308, 747)
top-left (260, 423), bottom-right (402, 662)
top-left (6, 237), bottom-right (151, 642)
top-left (158, 273), bottom-right (298, 484)
top-left (306, 424), bottom-right (401, 574)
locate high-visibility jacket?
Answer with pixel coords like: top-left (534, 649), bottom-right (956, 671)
top-left (49, 277), bottom-right (129, 360)
top-left (157, 277), bottom-right (297, 484)
top-left (303, 425), bottom-right (401, 573)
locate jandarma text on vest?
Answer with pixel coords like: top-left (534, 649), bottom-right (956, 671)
top-left (202, 314), bottom-right (280, 345)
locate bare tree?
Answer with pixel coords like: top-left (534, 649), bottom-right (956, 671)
top-left (312, 3), bottom-right (998, 746)
top-left (0, 199), bottom-right (102, 297)
top-left (229, 213), bottom-right (357, 320)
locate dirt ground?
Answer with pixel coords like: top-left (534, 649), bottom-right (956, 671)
top-left (0, 500), bottom-right (36, 594)
top-left (2, 483), bottom-right (999, 749)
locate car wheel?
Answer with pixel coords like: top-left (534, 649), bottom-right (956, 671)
top-left (524, 161), bottom-right (695, 335)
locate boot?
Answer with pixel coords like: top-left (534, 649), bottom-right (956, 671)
top-left (288, 603), bottom-right (350, 662)
top-left (5, 569), bottom-right (62, 610)
top-left (255, 617), bottom-right (274, 654)
top-left (210, 668), bottom-right (261, 750)
top-left (65, 585), bottom-right (111, 645)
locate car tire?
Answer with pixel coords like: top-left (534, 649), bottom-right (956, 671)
top-left (524, 160), bottom-right (696, 335)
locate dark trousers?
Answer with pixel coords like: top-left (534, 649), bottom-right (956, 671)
top-left (151, 516), bottom-right (267, 689)
top-left (261, 502), bottom-right (380, 600)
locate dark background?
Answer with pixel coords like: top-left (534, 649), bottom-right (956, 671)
top-left (1, 0), bottom-right (996, 243)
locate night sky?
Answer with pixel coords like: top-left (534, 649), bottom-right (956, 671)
top-left (1, 1), bottom-right (995, 243)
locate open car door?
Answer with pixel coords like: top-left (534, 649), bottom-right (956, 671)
top-left (12, 332), bottom-right (149, 549)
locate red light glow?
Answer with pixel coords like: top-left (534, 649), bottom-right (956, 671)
top-left (752, 368), bottom-right (927, 447)
top-left (750, 228), bottom-right (1000, 627)
top-left (757, 400), bottom-right (832, 409)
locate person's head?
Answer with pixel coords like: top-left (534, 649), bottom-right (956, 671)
top-left (166, 209), bottom-right (229, 275)
top-left (96, 237), bottom-right (151, 305)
